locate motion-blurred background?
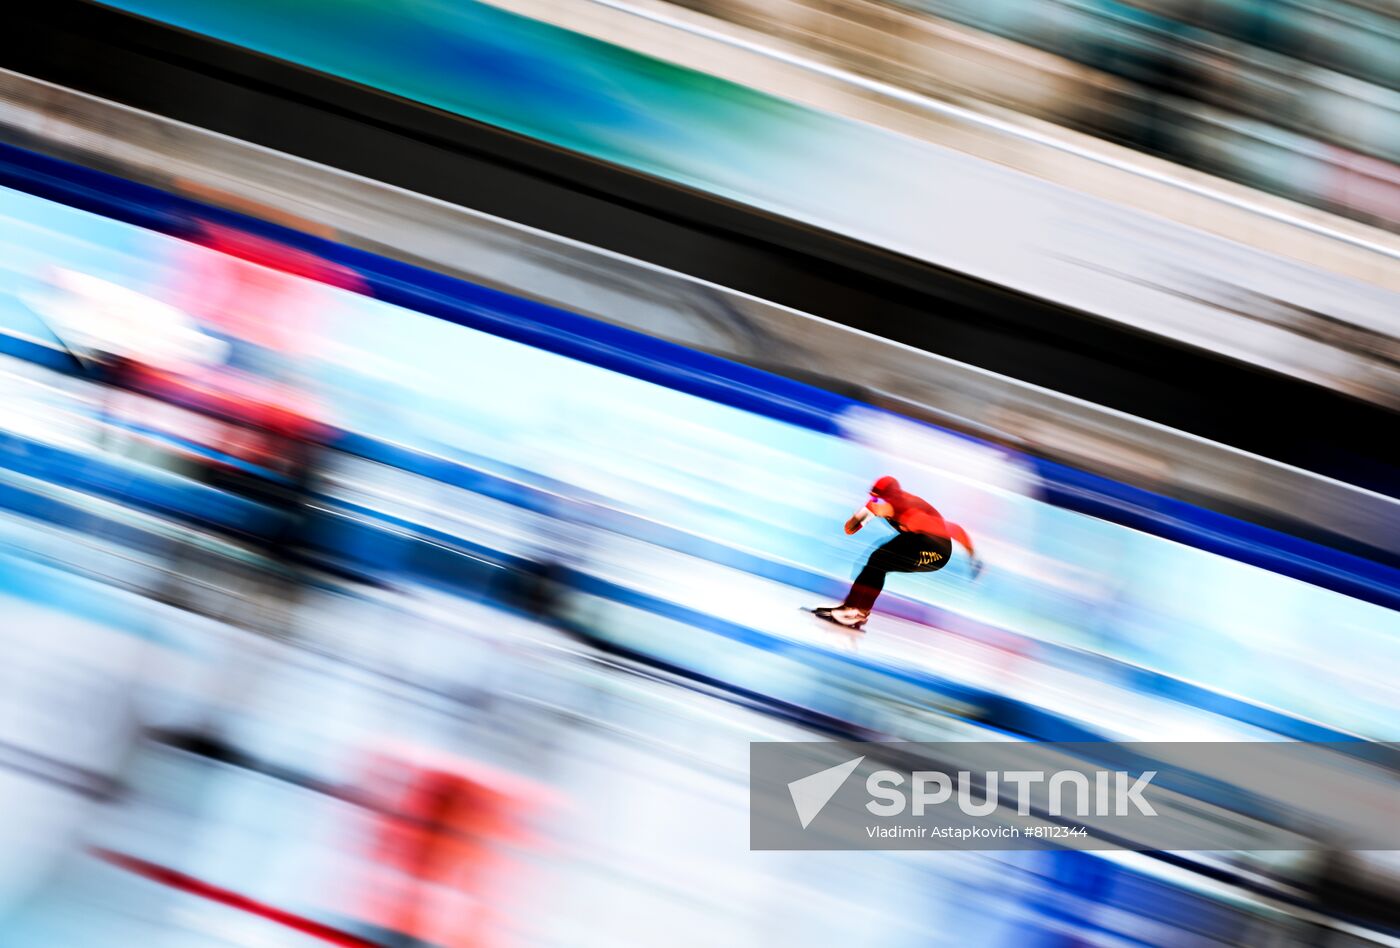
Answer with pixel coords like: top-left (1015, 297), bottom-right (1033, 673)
top-left (0, 1), bottom-right (1396, 945)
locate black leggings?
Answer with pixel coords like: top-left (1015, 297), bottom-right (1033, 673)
top-left (843, 532), bottom-right (951, 611)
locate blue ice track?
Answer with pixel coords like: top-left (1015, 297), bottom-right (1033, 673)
top-left (0, 141), bottom-right (1394, 612)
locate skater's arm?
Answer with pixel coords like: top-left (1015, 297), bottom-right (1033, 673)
top-left (847, 499), bottom-right (894, 534)
top-left (948, 522), bottom-right (974, 557)
top-left (948, 522), bottom-right (984, 578)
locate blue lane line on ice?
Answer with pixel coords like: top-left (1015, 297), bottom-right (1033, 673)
top-left (1039, 460), bottom-right (1400, 603)
top-left (0, 142), bottom-right (1396, 612)
top-left (1, 434), bottom-right (1393, 769)
top-left (0, 429), bottom-right (282, 537)
top-left (0, 417), bottom-right (1363, 750)
top-left (0, 408), bottom-right (1387, 750)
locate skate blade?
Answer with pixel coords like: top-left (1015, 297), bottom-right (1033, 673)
top-left (804, 607), bottom-right (866, 634)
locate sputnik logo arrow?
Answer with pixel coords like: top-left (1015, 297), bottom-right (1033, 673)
top-left (788, 756), bottom-right (865, 829)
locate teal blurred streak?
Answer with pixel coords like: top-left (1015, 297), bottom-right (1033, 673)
top-left (98, 0), bottom-right (815, 199)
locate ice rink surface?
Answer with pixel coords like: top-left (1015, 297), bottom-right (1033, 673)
top-left (0, 510), bottom-right (1361, 948)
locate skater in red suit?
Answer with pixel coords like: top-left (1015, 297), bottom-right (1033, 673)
top-left (814, 476), bottom-right (982, 631)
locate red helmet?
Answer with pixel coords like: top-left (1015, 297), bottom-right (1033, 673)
top-left (870, 475), bottom-right (899, 497)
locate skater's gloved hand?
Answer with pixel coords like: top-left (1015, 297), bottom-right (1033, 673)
top-left (969, 556), bottom-right (985, 581)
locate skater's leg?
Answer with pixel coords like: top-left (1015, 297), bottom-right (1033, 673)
top-left (843, 559), bottom-right (890, 613)
top-left (841, 536), bottom-right (918, 613)
top-left (838, 534), bottom-right (949, 615)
